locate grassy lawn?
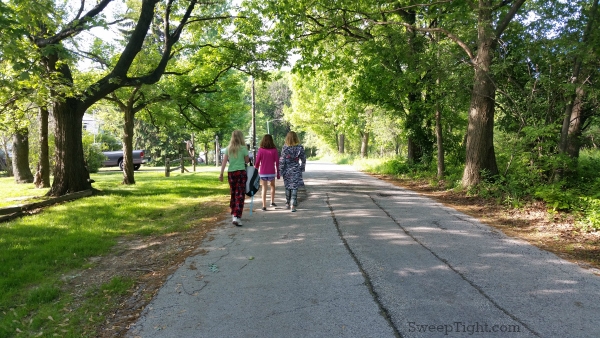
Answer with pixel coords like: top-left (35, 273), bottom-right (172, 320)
top-left (0, 166), bottom-right (230, 337)
top-left (0, 178), bottom-right (49, 208)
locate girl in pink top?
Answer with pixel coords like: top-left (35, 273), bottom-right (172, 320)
top-left (254, 134), bottom-right (280, 210)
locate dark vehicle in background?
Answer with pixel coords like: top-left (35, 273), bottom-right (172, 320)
top-left (102, 150), bottom-right (146, 170)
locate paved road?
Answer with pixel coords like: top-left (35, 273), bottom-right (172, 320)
top-left (128, 163), bottom-right (600, 338)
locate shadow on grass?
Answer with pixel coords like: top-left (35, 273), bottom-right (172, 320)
top-left (0, 169), bottom-right (230, 334)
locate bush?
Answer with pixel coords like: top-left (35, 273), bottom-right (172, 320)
top-left (577, 197), bottom-right (600, 231)
top-left (83, 132), bottom-right (106, 173)
top-left (534, 184), bottom-right (578, 212)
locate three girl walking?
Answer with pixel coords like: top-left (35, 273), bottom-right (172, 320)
top-left (220, 130), bottom-right (306, 226)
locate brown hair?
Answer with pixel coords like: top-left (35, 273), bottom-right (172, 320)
top-left (259, 134), bottom-right (276, 149)
top-left (284, 131), bottom-right (300, 146)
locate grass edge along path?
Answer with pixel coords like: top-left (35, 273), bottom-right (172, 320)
top-left (0, 168), bottom-right (230, 338)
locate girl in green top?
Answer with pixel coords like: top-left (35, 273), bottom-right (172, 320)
top-left (219, 130), bottom-right (250, 226)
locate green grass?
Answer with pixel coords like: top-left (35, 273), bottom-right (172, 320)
top-left (0, 167), bottom-right (230, 337)
top-left (0, 178), bottom-right (48, 208)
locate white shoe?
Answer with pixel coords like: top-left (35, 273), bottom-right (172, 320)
top-left (232, 217), bottom-right (242, 226)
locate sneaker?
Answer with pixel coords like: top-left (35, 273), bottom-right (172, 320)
top-left (291, 206), bottom-right (297, 212)
top-left (232, 217), bottom-right (243, 226)
top-left (270, 203), bottom-right (277, 207)
top-left (285, 203), bottom-right (290, 210)
top-left (262, 207), bottom-right (267, 211)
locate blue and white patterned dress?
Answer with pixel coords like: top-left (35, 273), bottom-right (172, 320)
top-left (279, 145), bottom-right (306, 190)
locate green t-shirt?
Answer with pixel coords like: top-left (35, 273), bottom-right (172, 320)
top-left (226, 146), bottom-right (248, 172)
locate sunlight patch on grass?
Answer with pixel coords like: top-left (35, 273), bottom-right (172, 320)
top-left (0, 169), bottom-right (229, 337)
top-left (0, 177), bottom-right (49, 208)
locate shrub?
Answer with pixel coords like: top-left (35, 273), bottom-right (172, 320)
top-left (534, 184), bottom-right (578, 212)
top-left (577, 197), bottom-right (600, 231)
top-left (83, 132), bottom-right (106, 173)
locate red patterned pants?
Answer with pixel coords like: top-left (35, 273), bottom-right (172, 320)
top-left (228, 170), bottom-right (247, 218)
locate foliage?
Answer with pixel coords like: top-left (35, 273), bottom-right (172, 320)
top-left (253, 72), bottom-right (293, 148)
top-left (82, 132), bottom-right (105, 173)
top-left (534, 184), bottom-right (579, 211)
top-left (577, 197), bottom-right (600, 231)
top-left (0, 168), bottom-right (229, 337)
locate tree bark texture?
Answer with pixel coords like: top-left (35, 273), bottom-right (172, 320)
top-left (462, 0), bottom-right (499, 187)
top-left (558, 0), bottom-right (598, 159)
top-left (407, 137), bottom-right (416, 164)
top-left (49, 98), bottom-right (92, 196)
top-left (560, 86), bottom-right (586, 158)
top-left (360, 132), bottom-right (369, 158)
top-left (436, 105), bottom-right (445, 179)
top-left (338, 134), bottom-right (345, 154)
top-left (34, 106), bottom-right (51, 188)
top-left (122, 108), bottom-right (136, 184)
top-left (12, 128), bottom-right (34, 183)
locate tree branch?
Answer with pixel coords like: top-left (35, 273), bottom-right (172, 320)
top-left (179, 102), bottom-right (214, 130)
top-left (494, 0), bottom-right (527, 39)
top-left (34, 0), bottom-right (114, 47)
top-left (368, 20), bottom-right (474, 60)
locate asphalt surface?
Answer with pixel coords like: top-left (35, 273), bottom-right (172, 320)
top-left (127, 162), bottom-right (600, 338)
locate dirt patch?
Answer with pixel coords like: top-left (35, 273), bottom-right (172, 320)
top-left (371, 174), bottom-right (600, 274)
top-left (59, 202), bottom-right (228, 337)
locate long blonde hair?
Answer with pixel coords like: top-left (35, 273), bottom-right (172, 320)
top-left (284, 131), bottom-right (300, 146)
top-left (227, 130), bottom-right (245, 158)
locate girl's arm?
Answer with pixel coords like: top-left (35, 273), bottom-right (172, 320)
top-left (275, 149), bottom-right (280, 179)
top-left (255, 149), bottom-right (262, 170)
top-left (219, 154), bottom-right (229, 182)
top-left (279, 146), bottom-right (286, 174)
top-left (299, 146), bottom-right (306, 172)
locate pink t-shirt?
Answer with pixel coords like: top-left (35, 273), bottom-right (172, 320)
top-left (255, 148), bottom-right (279, 177)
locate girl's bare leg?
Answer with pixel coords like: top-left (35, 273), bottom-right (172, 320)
top-left (270, 180), bottom-right (276, 205)
top-left (261, 180), bottom-right (267, 208)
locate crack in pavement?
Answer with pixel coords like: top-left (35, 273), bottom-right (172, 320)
top-left (325, 193), bottom-right (403, 338)
top-left (368, 194), bottom-right (541, 337)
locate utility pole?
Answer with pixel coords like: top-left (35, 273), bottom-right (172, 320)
top-left (251, 77), bottom-right (256, 152)
top-left (215, 135), bottom-right (219, 167)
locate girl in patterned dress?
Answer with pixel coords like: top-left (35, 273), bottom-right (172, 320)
top-left (219, 130), bottom-right (250, 226)
top-left (279, 131), bottom-right (306, 212)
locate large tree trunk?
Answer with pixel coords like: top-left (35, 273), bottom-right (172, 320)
top-left (42, 50), bottom-right (91, 196)
top-left (360, 132), bottom-right (369, 158)
top-left (122, 108), bottom-right (136, 184)
top-left (560, 86), bottom-right (586, 158)
top-left (49, 98), bottom-right (92, 196)
top-left (434, 35), bottom-right (445, 179)
top-left (407, 136), bottom-right (416, 164)
top-left (12, 128), bottom-right (34, 183)
top-left (435, 105), bottom-right (445, 179)
top-left (34, 106), bottom-right (51, 188)
top-left (461, 1), bottom-right (499, 187)
top-left (338, 134), bottom-right (345, 154)
top-left (559, 0), bottom-right (598, 160)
